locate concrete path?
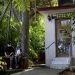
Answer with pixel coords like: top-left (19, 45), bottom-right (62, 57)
top-left (11, 67), bottom-right (62, 75)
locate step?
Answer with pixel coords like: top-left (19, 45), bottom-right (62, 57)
top-left (50, 57), bottom-right (71, 69)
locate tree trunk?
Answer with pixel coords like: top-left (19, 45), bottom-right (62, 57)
top-left (21, 10), bottom-right (29, 68)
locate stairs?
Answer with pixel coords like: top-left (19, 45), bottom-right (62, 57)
top-left (50, 57), bottom-right (71, 69)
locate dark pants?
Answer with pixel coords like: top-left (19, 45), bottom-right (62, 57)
top-left (5, 57), bottom-right (15, 69)
top-left (12, 57), bottom-right (15, 69)
top-left (15, 55), bottom-right (21, 68)
top-left (5, 58), bottom-right (10, 69)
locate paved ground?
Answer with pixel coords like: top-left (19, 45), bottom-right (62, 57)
top-left (11, 67), bottom-right (62, 75)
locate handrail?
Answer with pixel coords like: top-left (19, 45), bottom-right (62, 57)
top-left (45, 41), bottom-right (55, 49)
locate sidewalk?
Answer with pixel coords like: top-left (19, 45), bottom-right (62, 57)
top-left (11, 67), bottom-right (62, 75)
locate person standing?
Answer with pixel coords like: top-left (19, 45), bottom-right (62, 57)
top-left (15, 42), bottom-right (22, 68)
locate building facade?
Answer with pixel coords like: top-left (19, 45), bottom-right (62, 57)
top-left (38, 4), bottom-right (75, 69)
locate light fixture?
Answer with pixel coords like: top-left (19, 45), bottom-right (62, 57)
top-left (47, 14), bottom-right (57, 21)
top-left (47, 15), bottom-right (51, 21)
top-left (52, 14), bottom-right (57, 19)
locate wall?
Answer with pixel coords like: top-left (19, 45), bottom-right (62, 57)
top-left (44, 15), bottom-right (56, 67)
top-left (71, 28), bottom-right (75, 65)
top-left (71, 18), bottom-right (75, 58)
top-left (72, 31), bottom-right (75, 58)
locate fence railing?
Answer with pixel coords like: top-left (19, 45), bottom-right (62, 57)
top-left (45, 41), bottom-right (55, 49)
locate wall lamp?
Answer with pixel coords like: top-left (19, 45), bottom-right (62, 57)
top-left (47, 14), bottom-right (57, 21)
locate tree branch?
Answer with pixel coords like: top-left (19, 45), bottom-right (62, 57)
top-left (0, 1), bottom-right (10, 22)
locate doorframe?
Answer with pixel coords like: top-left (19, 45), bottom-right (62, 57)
top-left (55, 18), bottom-right (72, 57)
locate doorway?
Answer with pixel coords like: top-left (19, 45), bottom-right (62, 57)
top-left (56, 19), bottom-right (72, 57)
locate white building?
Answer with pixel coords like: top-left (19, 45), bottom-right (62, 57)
top-left (38, 4), bottom-right (75, 69)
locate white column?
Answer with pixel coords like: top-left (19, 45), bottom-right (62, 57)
top-left (44, 14), bottom-right (56, 67)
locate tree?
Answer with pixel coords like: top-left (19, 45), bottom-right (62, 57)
top-left (13, 0), bottom-right (30, 68)
top-left (21, 11), bottom-right (29, 68)
top-left (0, 0), bottom-right (22, 56)
top-left (0, 0), bottom-right (59, 67)
top-left (13, 0), bottom-right (58, 66)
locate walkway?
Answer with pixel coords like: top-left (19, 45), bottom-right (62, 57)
top-left (11, 67), bottom-right (62, 75)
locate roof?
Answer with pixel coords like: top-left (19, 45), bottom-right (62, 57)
top-left (37, 4), bottom-right (75, 14)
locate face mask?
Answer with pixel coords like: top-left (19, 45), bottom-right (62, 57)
top-left (8, 44), bottom-right (11, 47)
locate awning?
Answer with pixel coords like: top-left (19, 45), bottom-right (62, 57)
top-left (37, 4), bottom-right (75, 14)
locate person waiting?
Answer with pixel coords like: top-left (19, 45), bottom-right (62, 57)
top-left (4, 41), bottom-right (15, 69)
top-left (15, 42), bottom-right (22, 68)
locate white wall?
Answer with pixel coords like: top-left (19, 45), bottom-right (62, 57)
top-left (71, 18), bottom-right (75, 58)
top-left (44, 15), bottom-right (56, 67)
top-left (72, 31), bottom-right (75, 58)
